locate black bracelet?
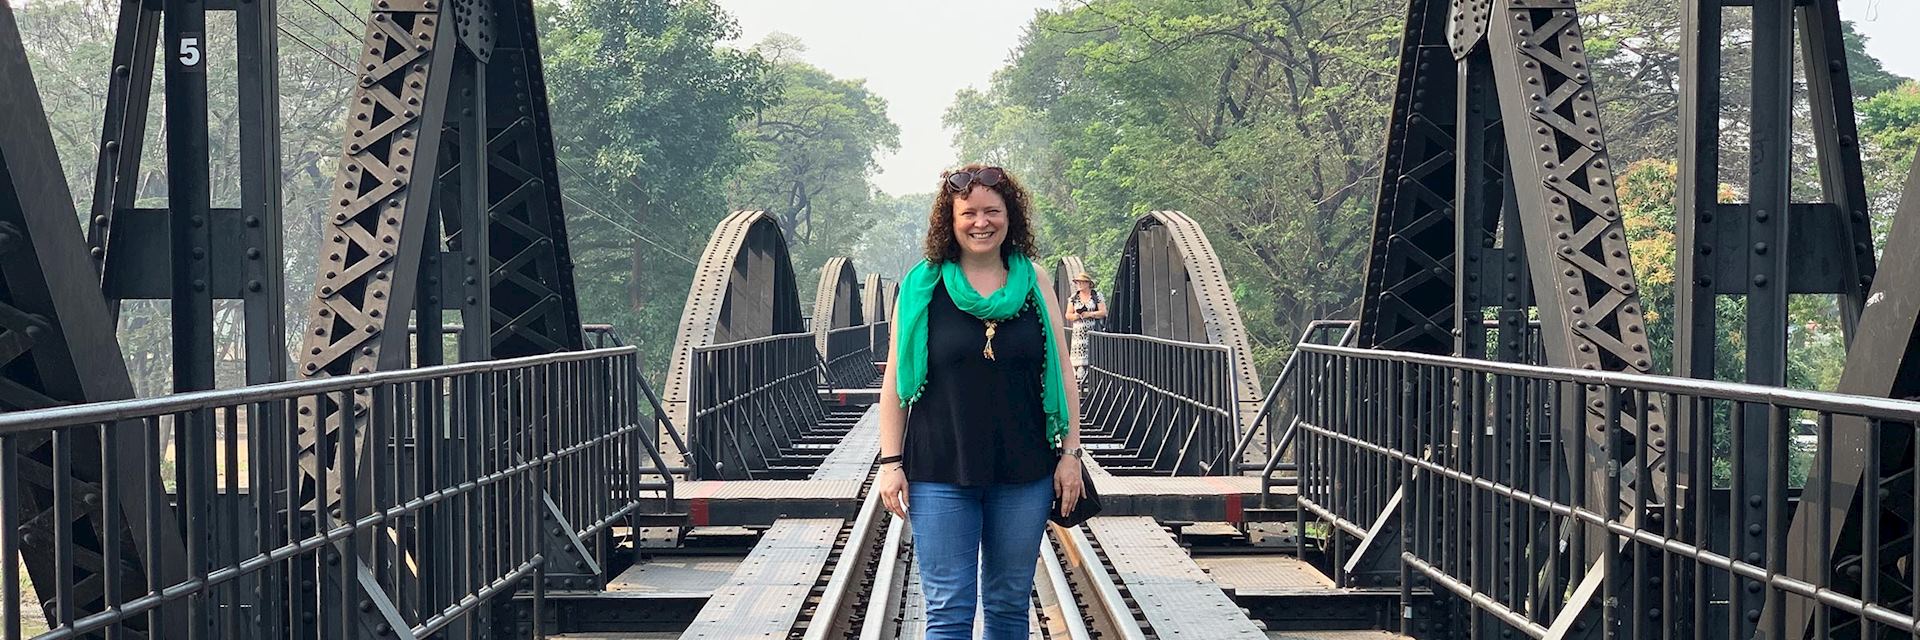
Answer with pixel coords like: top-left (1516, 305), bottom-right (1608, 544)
top-left (877, 454), bottom-right (903, 465)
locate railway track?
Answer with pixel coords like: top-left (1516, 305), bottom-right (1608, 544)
top-left (791, 472), bottom-right (1155, 640)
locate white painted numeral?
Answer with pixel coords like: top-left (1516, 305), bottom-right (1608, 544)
top-left (178, 36), bottom-right (202, 67)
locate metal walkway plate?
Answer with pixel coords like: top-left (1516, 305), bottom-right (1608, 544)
top-left (1086, 516), bottom-right (1267, 639)
top-left (1192, 554), bottom-right (1336, 597)
top-left (680, 519), bottom-right (843, 639)
top-left (811, 406), bottom-right (880, 480)
top-left (605, 555), bottom-right (743, 599)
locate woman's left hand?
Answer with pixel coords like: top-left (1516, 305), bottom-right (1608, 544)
top-left (1054, 455), bottom-right (1083, 517)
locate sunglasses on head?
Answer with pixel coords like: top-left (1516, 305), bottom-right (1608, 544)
top-left (943, 167), bottom-right (1007, 194)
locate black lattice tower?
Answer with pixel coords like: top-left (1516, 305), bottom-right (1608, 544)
top-left (1350, 0), bottom-right (1660, 628)
top-left (288, 0), bottom-right (587, 634)
top-left (87, 0), bottom-right (289, 396)
top-left (0, 5), bottom-right (189, 636)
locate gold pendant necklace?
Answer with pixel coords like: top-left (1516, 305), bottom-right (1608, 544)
top-left (982, 320), bottom-right (999, 360)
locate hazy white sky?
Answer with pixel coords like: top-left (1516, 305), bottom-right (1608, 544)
top-left (714, 0), bottom-right (1061, 196)
top-left (715, 0), bottom-right (1920, 197)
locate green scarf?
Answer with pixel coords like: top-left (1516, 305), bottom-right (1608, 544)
top-left (894, 254), bottom-right (1069, 448)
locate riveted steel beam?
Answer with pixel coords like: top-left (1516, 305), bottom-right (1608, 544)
top-left (1354, 0), bottom-right (1459, 357)
top-left (664, 211), bottom-right (806, 465)
top-left (0, 5), bottom-right (188, 635)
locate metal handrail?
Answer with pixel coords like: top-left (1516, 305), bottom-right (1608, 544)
top-left (1300, 342), bottom-right (1920, 420)
top-left (0, 347), bottom-right (653, 638)
top-left (1289, 340), bottom-right (1920, 638)
top-left (1080, 332), bottom-right (1238, 475)
top-left (693, 330), bottom-right (815, 353)
top-left (1226, 320), bottom-right (1355, 472)
top-left (0, 347), bottom-right (634, 433)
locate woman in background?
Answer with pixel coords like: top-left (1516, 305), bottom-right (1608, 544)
top-left (1065, 272), bottom-right (1106, 384)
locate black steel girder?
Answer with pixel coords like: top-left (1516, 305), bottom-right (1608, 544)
top-left (288, 0), bottom-right (587, 634)
top-left (0, 5), bottom-right (187, 635)
top-left (1769, 143), bottom-right (1920, 640)
top-left (1344, 0), bottom-right (1660, 626)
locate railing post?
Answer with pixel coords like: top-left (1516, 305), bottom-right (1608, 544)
top-left (526, 364), bottom-right (547, 639)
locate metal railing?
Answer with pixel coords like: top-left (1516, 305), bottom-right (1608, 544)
top-left (869, 320), bottom-right (892, 368)
top-left (822, 324), bottom-right (882, 388)
top-left (1222, 320), bottom-right (1354, 495)
top-left (0, 347), bottom-right (660, 639)
top-left (1293, 341), bottom-right (1920, 639)
top-left (1080, 332), bottom-right (1238, 475)
top-left (687, 333), bottom-right (828, 480)
top-left (577, 323), bottom-right (693, 473)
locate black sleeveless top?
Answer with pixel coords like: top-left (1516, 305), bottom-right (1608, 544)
top-left (903, 285), bottom-right (1055, 486)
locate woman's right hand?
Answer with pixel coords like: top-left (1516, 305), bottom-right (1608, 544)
top-left (878, 465), bottom-right (910, 518)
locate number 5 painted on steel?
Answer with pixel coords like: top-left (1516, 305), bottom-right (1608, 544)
top-left (177, 35), bottom-right (201, 68)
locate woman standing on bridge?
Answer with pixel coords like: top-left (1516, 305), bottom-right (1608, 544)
top-left (1064, 272), bottom-right (1107, 384)
top-left (873, 164), bottom-right (1086, 639)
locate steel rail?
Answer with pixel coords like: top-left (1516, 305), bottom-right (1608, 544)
top-left (1052, 524), bottom-right (1149, 640)
top-left (1035, 534), bottom-right (1095, 640)
top-left (803, 478), bottom-right (890, 640)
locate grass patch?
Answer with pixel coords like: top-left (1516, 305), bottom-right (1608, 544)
top-left (15, 568), bottom-right (48, 636)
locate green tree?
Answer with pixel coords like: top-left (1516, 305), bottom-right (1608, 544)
top-left (540, 0), bottom-right (771, 369)
top-left (727, 35), bottom-right (900, 276)
top-left (946, 0), bottom-right (1403, 370)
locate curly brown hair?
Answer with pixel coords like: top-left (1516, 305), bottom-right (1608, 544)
top-left (923, 163), bottom-right (1039, 263)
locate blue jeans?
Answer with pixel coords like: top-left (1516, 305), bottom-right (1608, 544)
top-left (907, 476), bottom-right (1055, 639)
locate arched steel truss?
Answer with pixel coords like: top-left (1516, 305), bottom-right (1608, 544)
top-left (861, 273), bottom-right (895, 323)
top-left (1078, 212), bottom-right (1263, 476)
top-left (664, 211), bottom-right (809, 475)
top-left (1110, 211), bottom-right (1262, 406)
top-left (812, 257), bottom-right (879, 387)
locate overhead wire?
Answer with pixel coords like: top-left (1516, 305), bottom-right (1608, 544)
top-left (326, 0), bottom-right (362, 23)
top-left (555, 155), bottom-right (706, 237)
top-left (276, 24), bottom-right (355, 76)
top-left (552, 188), bottom-right (698, 266)
top-left (295, 0), bottom-right (364, 41)
top-left (276, 0), bottom-right (358, 75)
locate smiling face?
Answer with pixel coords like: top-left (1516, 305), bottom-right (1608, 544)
top-left (921, 163), bottom-right (1037, 263)
top-left (951, 186), bottom-right (1009, 260)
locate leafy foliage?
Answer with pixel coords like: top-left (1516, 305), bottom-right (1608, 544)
top-left (947, 0), bottom-right (1404, 370)
top-left (540, 0), bottom-right (772, 372)
top-left (727, 37), bottom-right (901, 283)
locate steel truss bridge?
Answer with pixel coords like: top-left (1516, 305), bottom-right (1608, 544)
top-left (2, 0), bottom-right (1919, 638)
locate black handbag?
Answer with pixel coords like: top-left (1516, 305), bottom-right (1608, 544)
top-left (1049, 460), bottom-right (1101, 527)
